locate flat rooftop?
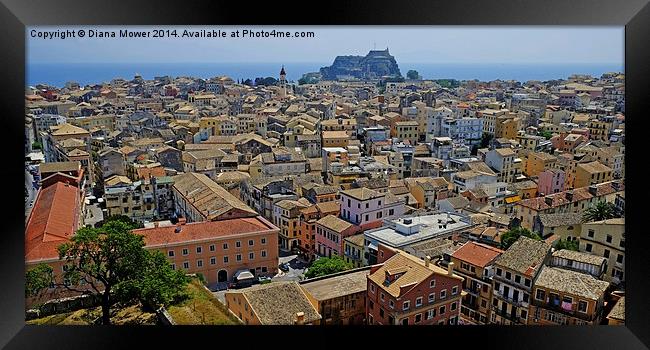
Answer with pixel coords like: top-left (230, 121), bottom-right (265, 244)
top-left (365, 212), bottom-right (473, 248)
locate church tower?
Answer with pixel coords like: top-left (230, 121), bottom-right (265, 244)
top-left (279, 65), bottom-right (287, 97)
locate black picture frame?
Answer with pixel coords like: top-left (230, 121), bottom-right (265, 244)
top-left (1, 0), bottom-right (649, 348)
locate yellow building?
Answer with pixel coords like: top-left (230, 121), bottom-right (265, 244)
top-left (587, 119), bottom-right (613, 141)
top-left (343, 234), bottom-right (365, 268)
top-left (322, 131), bottom-right (350, 148)
top-left (523, 151), bottom-right (557, 177)
top-left (579, 218), bottom-right (625, 284)
top-left (495, 116), bottom-right (520, 140)
top-left (573, 161), bottom-right (613, 188)
top-left (394, 121), bottom-right (419, 145)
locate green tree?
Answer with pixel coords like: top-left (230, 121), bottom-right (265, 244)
top-left (32, 141), bottom-right (43, 150)
top-left (25, 263), bottom-right (54, 298)
top-left (407, 70), bottom-right (420, 80)
top-left (554, 238), bottom-right (579, 251)
top-left (583, 201), bottom-right (617, 222)
top-left (25, 221), bottom-right (189, 324)
top-left (242, 78), bottom-right (253, 86)
top-left (500, 227), bottom-right (542, 250)
top-left (304, 256), bottom-right (352, 279)
top-left (540, 130), bottom-right (553, 140)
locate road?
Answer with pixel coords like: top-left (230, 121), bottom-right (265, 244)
top-left (25, 167), bottom-right (37, 221)
top-left (272, 253), bottom-right (309, 282)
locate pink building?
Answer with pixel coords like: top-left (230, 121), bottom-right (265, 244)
top-left (339, 188), bottom-right (405, 231)
top-left (315, 215), bottom-right (359, 257)
top-left (537, 169), bottom-right (565, 196)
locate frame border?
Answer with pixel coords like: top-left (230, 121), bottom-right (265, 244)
top-left (1, 0), bottom-right (649, 348)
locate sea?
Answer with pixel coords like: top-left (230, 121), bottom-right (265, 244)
top-left (27, 62), bottom-right (624, 87)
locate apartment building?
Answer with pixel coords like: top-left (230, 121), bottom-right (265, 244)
top-left (339, 187), bottom-right (405, 231)
top-left (273, 199), bottom-right (311, 252)
top-left (484, 148), bottom-right (518, 183)
top-left (490, 237), bottom-right (551, 325)
top-left (316, 215), bottom-right (359, 258)
top-left (529, 266), bottom-right (609, 325)
top-left (134, 215), bottom-right (279, 284)
top-left (366, 249), bottom-right (464, 325)
top-left (580, 218), bottom-right (625, 284)
top-left (300, 267), bottom-right (370, 325)
top-left (450, 242), bottom-right (504, 324)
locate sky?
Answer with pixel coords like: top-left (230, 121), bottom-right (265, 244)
top-left (27, 26), bottom-right (624, 65)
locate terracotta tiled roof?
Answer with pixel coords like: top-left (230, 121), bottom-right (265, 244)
top-left (369, 250), bottom-right (462, 298)
top-left (133, 216), bottom-right (277, 247)
top-left (316, 215), bottom-right (354, 233)
top-left (494, 236), bottom-right (550, 277)
top-left (452, 241), bottom-right (504, 268)
top-left (517, 181), bottom-right (623, 211)
top-left (25, 182), bottom-right (81, 263)
top-left (234, 281), bottom-right (321, 325)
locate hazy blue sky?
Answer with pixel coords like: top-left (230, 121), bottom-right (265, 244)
top-left (27, 26), bottom-right (623, 65)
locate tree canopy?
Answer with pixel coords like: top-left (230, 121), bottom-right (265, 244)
top-left (304, 256), bottom-right (353, 279)
top-left (540, 130), bottom-right (554, 140)
top-left (254, 77), bottom-right (278, 86)
top-left (554, 238), bottom-right (579, 251)
top-left (583, 201), bottom-right (618, 222)
top-left (26, 220), bottom-right (189, 324)
top-left (500, 227), bottom-right (543, 250)
top-left (407, 70), bottom-right (421, 80)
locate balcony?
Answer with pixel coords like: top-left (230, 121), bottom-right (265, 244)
top-left (493, 289), bottom-right (526, 308)
top-left (490, 306), bottom-right (524, 325)
top-left (531, 299), bottom-right (600, 322)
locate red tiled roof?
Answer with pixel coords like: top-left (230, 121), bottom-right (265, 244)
top-left (452, 241), bottom-right (504, 268)
top-left (517, 181), bottom-right (623, 211)
top-left (25, 182), bottom-right (81, 263)
top-left (133, 216), bottom-right (278, 247)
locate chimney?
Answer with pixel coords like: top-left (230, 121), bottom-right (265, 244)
top-left (565, 190), bottom-right (574, 202)
top-left (153, 222), bottom-right (159, 228)
top-left (544, 196), bottom-right (554, 206)
top-left (178, 217), bottom-right (187, 225)
top-left (447, 262), bottom-right (455, 276)
top-left (295, 312), bottom-right (305, 325)
top-left (424, 255), bottom-right (431, 267)
top-left (588, 185), bottom-right (598, 196)
top-left (611, 181), bottom-right (620, 191)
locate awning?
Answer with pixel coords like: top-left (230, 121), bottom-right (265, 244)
top-left (505, 196), bottom-right (521, 204)
top-left (367, 242), bottom-right (378, 251)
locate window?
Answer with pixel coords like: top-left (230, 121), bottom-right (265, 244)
top-left (524, 279), bottom-right (531, 287)
top-left (416, 297), bottom-right (423, 307)
top-left (586, 243), bottom-right (593, 252)
top-left (515, 275), bottom-right (521, 284)
top-left (401, 318), bottom-right (409, 326)
top-left (426, 309), bottom-right (436, 320)
top-left (380, 293), bottom-right (385, 302)
top-left (415, 314), bottom-right (422, 323)
top-left (210, 257), bottom-right (216, 265)
top-left (451, 286), bottom-right (458, 295)
top-left (505, 271), bottom-right (512, 280)
top-left (440, 290), bottom-right (447, 299)
top-left (588, 229), bottom-right (595, 238)
top-left (196, 246), bottom-right (202, 254)
top-left (429, 293), bottom-right (435, 303)
top-left (496, 268), bottom-right (502, 276)
top-left (182, 248), bottom-right (189, 256)
top-left (170, 263), bottom-right (175, 270)
top-left (168, 250), bottom-right (175, 257)
top-left (223, 256), bottom-right (229, 263)
top-left (606, 235), bottom-right (613, 243)
top-left (379, 308), bottom-right (384, 317)
top-left (578, 300), bottom-right (588, 313)
top-left (236, 241), bottom-right (241, 248)
top-left (604, 249), bottom-right (610, 258)
top-left (430, 279), bottom-right (436, 288)
top-left (249, 239), bottom-right (254, 246)
top-left (521, 310), bottom-right (528, 320)
top-left (369, 300), bottom-right (374, 310)
top-left (261, 250), bottom-right (267, 258)
top-left (370, 284), bottom-right (375, 293)
top-left (536, 289), bottom-right (545, 301)
top-left (439, 305), bottom-right (446, 315)
top-left (389, 300), bottom-right (394, 309)
top-left (197, 260), bottom-right (203, 267)
top-left (403, 301), bottom-right (410, 310)
top-left (617, 254), bottom-right (624, 263)
top-left (451, 302), bottom-right (457, 311)
top-left (183, 261), bottom-right (189, 269)
top-left (236, 254), bottom-right (242, 261)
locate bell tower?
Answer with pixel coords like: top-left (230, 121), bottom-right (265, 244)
top-left (279, 65), bottom-right (287, 97)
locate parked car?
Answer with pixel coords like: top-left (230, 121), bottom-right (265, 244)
top-left (279, 262), bottom-right (290, 272)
